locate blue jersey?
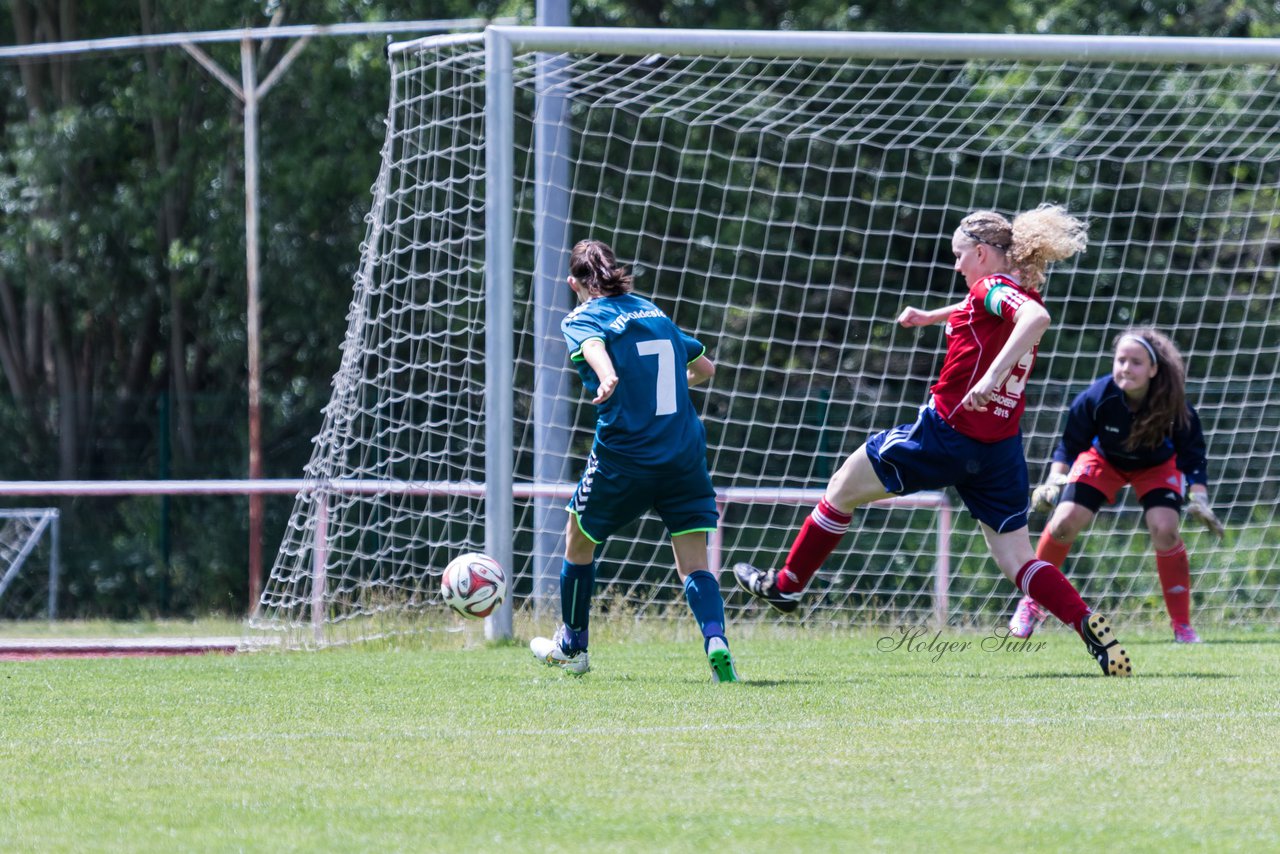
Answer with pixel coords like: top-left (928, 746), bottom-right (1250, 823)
top-left (561, 292), bottom-right (708, 474)
top-left (1051, 375), bottom-right (1209, 486)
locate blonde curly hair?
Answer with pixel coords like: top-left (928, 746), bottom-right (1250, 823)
top-left (957, 203), bottom-right (1088, 291)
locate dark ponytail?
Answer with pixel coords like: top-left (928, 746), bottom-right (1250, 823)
top-left (569, 239), bottom-right (634, 297)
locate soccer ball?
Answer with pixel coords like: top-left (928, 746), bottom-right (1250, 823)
top-left (440, 552), bottom-right (507, 619)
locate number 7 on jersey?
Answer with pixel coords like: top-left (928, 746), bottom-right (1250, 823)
top-left (636, 338), bottom-right (677, 416)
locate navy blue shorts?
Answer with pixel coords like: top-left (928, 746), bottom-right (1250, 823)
top-left (567, 450), bottom-right (719, 544)
top-left (864, 405), bottom-right (1030, 533)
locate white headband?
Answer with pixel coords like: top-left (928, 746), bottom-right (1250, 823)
top-left (1120, 334), bottom-right (1158, 366)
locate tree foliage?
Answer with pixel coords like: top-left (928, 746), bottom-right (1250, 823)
top-left (1, 0), bottom-right (1273, 616)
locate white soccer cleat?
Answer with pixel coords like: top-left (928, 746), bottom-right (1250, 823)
top-left (530, 631), bottom-right (590, 675)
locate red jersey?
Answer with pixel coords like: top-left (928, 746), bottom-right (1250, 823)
top-left (929, 274), bottom-right (1042, 443)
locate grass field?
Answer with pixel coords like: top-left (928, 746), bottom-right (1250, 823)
top-left (2, 621), bottom-right (1278, 852)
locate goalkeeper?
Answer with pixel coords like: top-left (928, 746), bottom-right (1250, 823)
top-left (1010, 327), bottom-right (1220, 643)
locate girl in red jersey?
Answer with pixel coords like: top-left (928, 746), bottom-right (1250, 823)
top-left (735, 204), bottom-right (1134, 676)
top-left (1008, 327), bottom-right (1222, 643)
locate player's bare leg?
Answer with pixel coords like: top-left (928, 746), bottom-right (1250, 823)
top-left (823, 445), bottom-right (894, 512)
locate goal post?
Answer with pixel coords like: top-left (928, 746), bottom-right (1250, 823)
top-left (253, 27), bottom-right (1280, 645)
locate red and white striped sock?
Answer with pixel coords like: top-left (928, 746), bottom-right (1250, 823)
top-left (1014, 559), bottom-right (1090, 637)
top-left (775, 498), bottom-right (852, 594)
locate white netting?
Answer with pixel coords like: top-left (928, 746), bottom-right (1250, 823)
top-left (254, 32), bottom-right (1280, 642)
top-left (0, 509), bottom-right (59, 620)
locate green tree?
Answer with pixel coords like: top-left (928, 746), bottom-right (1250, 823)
top-left (2, 0), bottom-right (1274, 616)
top-left (1, 0), bottom-right (505, 615)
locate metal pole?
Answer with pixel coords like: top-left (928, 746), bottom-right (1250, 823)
top-left (242, 37), bottom-right (265, 613)
top-left (934, 502), bottom-right (952, 627)
top-left (48, 511), bottom-right (60, 620)
top-left (483, 29), bottom-right (516, 641)
top-left (486, 26), bottom-right (1280, 64)
top-left (532, 0), bottom-right (574, 616)
top-left (0, 19), bottom-right (499, 60)
top-left (183, 31), bottom-right (310, 616)
top-left (312, 496), bottom-right (329, 643)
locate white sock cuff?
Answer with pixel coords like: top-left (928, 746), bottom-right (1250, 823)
top-left (1017, 560), bottom-right (1053, 596)
top-left (810, 505), bottom-right (851, 535)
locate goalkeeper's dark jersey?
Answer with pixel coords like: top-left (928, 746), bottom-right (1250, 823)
top-left (1050, 375), bottom-right (1209, 486)
top-left (561, 292), bottom-right (707, 474)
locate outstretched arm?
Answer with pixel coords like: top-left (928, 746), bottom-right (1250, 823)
top-left (898, 301), bottom-right (965, 328)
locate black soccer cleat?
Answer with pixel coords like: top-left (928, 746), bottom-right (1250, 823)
top-left (1080, 612), bottom-right (1133, 677)
top-left (732, 562), bottom-right (802, 615)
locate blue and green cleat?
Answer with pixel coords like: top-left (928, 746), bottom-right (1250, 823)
top-left (707, 636), bottom-right (739, 683)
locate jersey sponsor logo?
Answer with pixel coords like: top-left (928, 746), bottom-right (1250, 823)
top-left (989, 392), bottom-right (1018, 409)
top-left (607, 307), bottom-right (666, 332)
top-left (1104, 425), bottom-right (1121, 433)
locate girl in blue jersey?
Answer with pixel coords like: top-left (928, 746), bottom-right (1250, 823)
top-left (530, 239), bottom-right (737, 682)
top-left (1010, 327), bottom-right (1223, 642)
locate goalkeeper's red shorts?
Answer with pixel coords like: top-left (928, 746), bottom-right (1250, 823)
top-left (1066, 447), bottom-right (1184, 506)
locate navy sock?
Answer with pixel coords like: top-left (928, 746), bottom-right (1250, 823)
top-left (558, 625), bottom-right (588, 653)
top-left (683, 570), bottom-right (727, 652)
top-left (560, 559), bottom-right (595, 645)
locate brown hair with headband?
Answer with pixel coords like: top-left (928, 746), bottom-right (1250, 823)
top-left (1116, 326), bottom-right (1190, 450)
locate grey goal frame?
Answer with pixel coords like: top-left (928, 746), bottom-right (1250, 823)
top-left (387, 27), bottom-right (1280, 640)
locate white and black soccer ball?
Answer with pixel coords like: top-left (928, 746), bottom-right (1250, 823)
top-left (440, 552), bottom-right (507, 619)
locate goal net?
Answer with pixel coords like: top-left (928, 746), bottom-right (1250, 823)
top-left (253, 29), bottom-right (1280, 643)
top-left (0, 509), bottom-right (60, 620)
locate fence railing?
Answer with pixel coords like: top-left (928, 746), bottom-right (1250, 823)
top-left (0, 481), bottom-right (953, 624)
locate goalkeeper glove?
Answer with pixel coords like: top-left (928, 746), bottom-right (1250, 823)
top-left (1031, 473), bottom-right (1069, 514)
top-left (1186, 492), bottom-right (1225, 540)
